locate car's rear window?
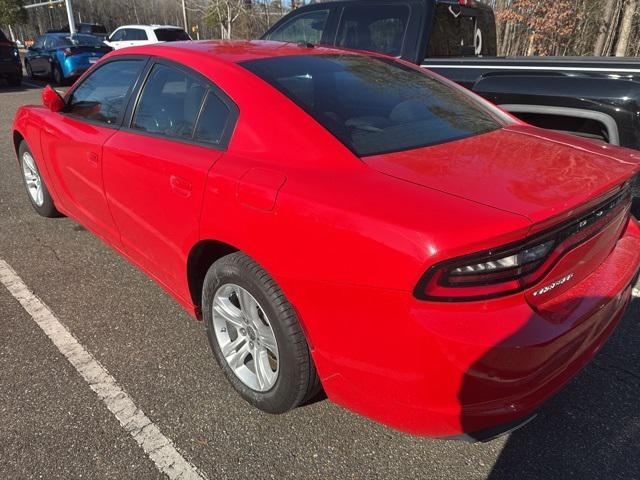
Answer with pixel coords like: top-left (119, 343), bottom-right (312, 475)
top-left (154, 29), bottom-right (190, 42)
top-left (241, 54), bottom-right (502, 156)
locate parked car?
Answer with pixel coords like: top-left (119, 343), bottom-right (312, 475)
top-left (0, 28), bottom-right (22, 87)
top-left (263, 0), bottom-right (640, 211)
top-left (105, 25), bottom-right (191, 50)
top-left (47, 23), bottom-right (109, 39)
top-left (24, 33), bottom-right (111, 85)
top-left (12, 41), bottom-right (640, 440)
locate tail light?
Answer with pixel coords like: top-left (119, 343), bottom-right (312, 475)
top-left (415, 185), bottom-right (632, 302)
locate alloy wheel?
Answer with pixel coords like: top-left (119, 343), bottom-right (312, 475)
top-left (22, 151), bottom-right (44, 207)
top-left (212, 283), bottom-right (279, 392)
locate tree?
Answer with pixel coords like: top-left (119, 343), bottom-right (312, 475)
top-left (0, 0), bottom-right (27, 27)
top-left (615, 0), bottom-right (638, 56)
top-left (593, 0), bottom-right (618, 55)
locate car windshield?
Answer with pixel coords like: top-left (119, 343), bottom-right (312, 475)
top-left (241, 54), bottom-right (504, 156)
top-left (56, 34), bottom-right (105, 47)
top-left (154, 29), bottom-right (190, 42)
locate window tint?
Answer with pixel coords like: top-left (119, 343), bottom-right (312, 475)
top-left (267, 9), bottom-right (329, 44)
top-left (154, 28), bottom-right (190, 42)
top-left (194, 92), bottom-right (230, 144)
top-left (126, 29), bottom-right (148, 41)
top-left (0, 30), bottom-right (8, 42)
top-left (336, 4), bottom-right (409, 56)
top-left (110, 29), bottom-right (124, 42)
top-left (242, 54), bottom-right (502, 157)
top-left (67, 60), bottom-right (144, 125)
top-left (428, 5), bottom-right (481, 57)
top-left (32, 36), bottom-right (44, 49)
top-left (132, 64), bottom-right (207, 140)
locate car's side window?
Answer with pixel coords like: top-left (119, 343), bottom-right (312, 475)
top-left (194, 91), bottom-right (230, 145)
top-left (110, 29), bottom-right (124, 42)
top-left (266, 9), bottom-right (329, 44)
top-left (32, 36), bottom-right (44, 49)
top-left (128, 29), bottom-right (149, 41)
top-left (335, 4), bottom-right (410, 56)
top-left (42, 36), bottom-right (53, 50)
top-left (66, 59), bottom-right (145, 125)
top-left (132, 64), bottom-right (207, 140)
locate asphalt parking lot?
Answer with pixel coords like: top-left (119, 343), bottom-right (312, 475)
top-left (0, 78), bottom-right (639, 480)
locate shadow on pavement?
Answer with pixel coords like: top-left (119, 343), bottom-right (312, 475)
top-left (460, 293), bottom-right (639, 479)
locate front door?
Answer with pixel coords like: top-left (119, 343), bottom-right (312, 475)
top-left (41, 58), bottom-right (146, 243)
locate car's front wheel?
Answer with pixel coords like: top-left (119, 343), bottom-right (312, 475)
top-left (202, 252), bottom-right (320, 413)
top-left (19, 141), bottom-right (61, 218)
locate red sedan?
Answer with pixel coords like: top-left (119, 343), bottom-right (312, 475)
top-left (12, 41), bottom-right (640, 440)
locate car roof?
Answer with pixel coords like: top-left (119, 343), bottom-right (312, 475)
top-left (115, 25), bottom-right (183, 30)
top-left (119, 40), bottom-right (368, 64)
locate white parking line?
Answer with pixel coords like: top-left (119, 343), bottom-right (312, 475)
top-left (0, 259), bottom-right (208, 480)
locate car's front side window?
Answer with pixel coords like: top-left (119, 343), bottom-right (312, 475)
top-left (132, 64), bottom-right (207, 140)
top-left (66, 59), bottom-right (145, 125)
top-left (266, 9), bottom-right (329, 45)
top-left (110, 30), bottom-right (124, 42)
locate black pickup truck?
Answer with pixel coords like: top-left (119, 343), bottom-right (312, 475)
top-left (0, 28), bottom-right (22, 87)
top-left (263, 0), bottom-right (640, 207)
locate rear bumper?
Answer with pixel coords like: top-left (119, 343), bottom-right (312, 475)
top-left (0, 60), bottom-right (21, 78)
top-left (283, 218), bottom-right (640, 438)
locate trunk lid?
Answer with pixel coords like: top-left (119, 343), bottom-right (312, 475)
top-left (362, 124), bottom-right (638, 227)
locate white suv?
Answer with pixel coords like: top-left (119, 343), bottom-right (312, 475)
top-left (105, 25), bottom-right (191, 50)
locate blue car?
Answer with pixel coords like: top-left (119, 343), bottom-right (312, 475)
top-left (24, 33), bottom-right (111, 85)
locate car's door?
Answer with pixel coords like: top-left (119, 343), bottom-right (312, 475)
top-left (27, 36), bottom-right (48, 74)
top-left (40, 57), bottom-right (147, 244)
top-left (102, 60), bottom-right (237, 292)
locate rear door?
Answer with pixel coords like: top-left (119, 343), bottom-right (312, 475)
top-left (102, 60), bottom-right (238, 290)
top-left (40, 57), bottom-right (146, 243)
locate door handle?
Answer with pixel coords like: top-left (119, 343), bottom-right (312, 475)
top-left (170, 175), bottom-right (192, 198)
top-left (86, 152), bottom-right (99, 167)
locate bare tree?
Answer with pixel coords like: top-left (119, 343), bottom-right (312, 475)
top-left (615, 0), bottom-right (638, 55)
top-left (593, 0), bottom-right (618, 55)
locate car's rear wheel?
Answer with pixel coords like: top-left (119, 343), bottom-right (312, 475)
top-left (25, 60), bottom-right (33, 78)
top-left (52, 64), bottom-right (64, 85)
top-left (202, 252), bottom-right (320, 413)
top-left (19, 141), bottom-right (61, 218)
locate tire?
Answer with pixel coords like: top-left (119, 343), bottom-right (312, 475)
top-left (18, 141), bottom-right (61, 218)
top-left (7, 75), bottom-right (22, 87)
top-left (52, 64), bottom-right (64, 86)
top-left (203, 252), bottom-right (320, 414)
top-left (25, 60), bottom-right (33, 78)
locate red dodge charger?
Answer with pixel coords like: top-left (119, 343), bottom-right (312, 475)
top-left (12, 41), bottom-right (640, 440)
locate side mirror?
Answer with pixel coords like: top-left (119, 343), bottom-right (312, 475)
top-left (42, 85), bottom-right (65, 112)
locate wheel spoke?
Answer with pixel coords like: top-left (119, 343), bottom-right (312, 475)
top-left (213, 296), bottom-right (244, 328)
top-left (254, 348), bottom-right (275, 390)
top-left (220, 335), bottom-right (246, 357)
top-left (235, 286), bottom-right (260, 323)
top-left (226, 342), bottom-right (250, 370)
top-left (258, 327), bottom-right (278, 355)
